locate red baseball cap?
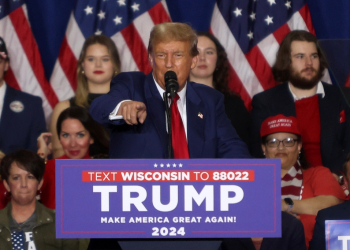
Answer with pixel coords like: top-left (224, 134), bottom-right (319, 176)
top-left (260, 114), bottom-right (301, 137)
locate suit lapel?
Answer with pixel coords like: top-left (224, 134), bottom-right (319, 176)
top-left (144, 73), bottom-right (168, 155)
top-left (0, 86), bottom-right (15, 139)
top-left (276, 83), bottom-right (296, 116)
top-left (186, 82), bottom-right (205, 158)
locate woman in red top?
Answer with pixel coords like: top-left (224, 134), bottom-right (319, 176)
top-left (260, 114), bottom-right (346, 249)
top-left (38, 106), bottom-right (108, 209)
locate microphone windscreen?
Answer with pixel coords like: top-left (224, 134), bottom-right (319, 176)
top-left (164, 70), bottom-right (177, 82)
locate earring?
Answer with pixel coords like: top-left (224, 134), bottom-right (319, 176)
top-left (82, 70), bottom-right (85, 74)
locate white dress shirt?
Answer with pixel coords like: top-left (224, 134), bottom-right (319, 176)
top-left (288, 81), bottom-right (325, 101)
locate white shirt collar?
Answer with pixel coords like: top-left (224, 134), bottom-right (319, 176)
top-left (288, 81), bottom-right (325, 101)
top-left (0, 82), bottom-right (7, 119)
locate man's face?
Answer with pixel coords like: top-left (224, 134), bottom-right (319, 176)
top-left (0, 58), bottom-right (9, 86)
top-left (289, 41), bottom-right (322, 89)
top-left (149, 40), bottom-right (197, 91)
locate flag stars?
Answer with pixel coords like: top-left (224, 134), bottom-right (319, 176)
top-left (84, 5), bottom-right (93, 15)
top-left (113, 15), bottom-right (122, 25)
top-left (98, 10), bottom-right (106, 20)
top-left (233, 7), bottom-right (242, 17)
top-left (117, 0), bottom-right (126, 6)
top-left (131, 2), bottom-right (140, 12)
top-left (249, 12), bottom-right (256, 20)
top-left (265, 15), bottom-right (273, 25)
top-left (247, 31), bottom-right (254, 40)
top-left (285, 1), bottom-right (291, 9)
top-left (267, 0), bottom-right (276, 6)
top-left (95, 29), bottom-right (102, 35)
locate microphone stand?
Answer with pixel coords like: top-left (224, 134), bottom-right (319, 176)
top-left (163, 92), bottom-right (174, 159)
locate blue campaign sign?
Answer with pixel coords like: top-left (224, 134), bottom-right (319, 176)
top-left (55, 158), bottom-right (281, 238)
top-left (326, 220), bottom-right (350, 250)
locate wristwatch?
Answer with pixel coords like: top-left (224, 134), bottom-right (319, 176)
top-left (284, 198), bottom-right (294, 212)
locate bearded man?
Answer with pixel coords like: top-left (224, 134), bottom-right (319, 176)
top-left (250, 30), bottom-right (350, 172)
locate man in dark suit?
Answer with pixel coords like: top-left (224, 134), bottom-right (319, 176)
top-left (90, 22), bottom-right (250, 159)
top-left (250, 30), bottom-right (350, 172)
top-left (0, 37), bottom-right (46, 154)
top-left (309, 155), bottom-right (350, 250)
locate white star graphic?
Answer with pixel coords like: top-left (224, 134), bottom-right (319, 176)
top-left (154, 163), bottom-right (158, 168)
top-left (250, 12), bottom-right (256, 20)
top-left (84, 5), bottom-right (93, 15)
top-left (160, 163), bottom-right (164, 168)
top-left (265, 15), bottom-right (273, 25)
top-left (113, 16), bottom-right (122, 25)
top-left (267, 0), bottom-right (276, 6)
top-left (167, 163), bottom-right (170, 168)
top-left (173, 163), bottom-right (176, 167)
top-left (98, 10), bottom-right (106, 20)
top-left (247, 31), bottom-right (254, 40)
top-left (285, 1), bottom-right (291, 9)
top-left (131, 2), bottom-right (140, 11)
top-left (233, 7), bottom-right (242, 17)
top-left (179, 163), bottom-right (183, 168)
top-left (117, 0), bottom-right (126, 6)
top-left (95, 29), bottom-right (102, 35)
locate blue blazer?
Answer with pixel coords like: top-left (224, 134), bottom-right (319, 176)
top-left (250, 82), bottom-right (350, 171)
top-left (90, 72), bottom-right (250, 159)
top-left (309, 200), bottom-right (350, 250)
top-left (0, 85), bottom-right (46, 154)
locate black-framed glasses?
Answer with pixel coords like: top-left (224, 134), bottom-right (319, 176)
top-left (266, 138), bottom-right (298, 148)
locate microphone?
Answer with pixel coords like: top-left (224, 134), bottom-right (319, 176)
top-left (164, 71), bottom-right (179, 99)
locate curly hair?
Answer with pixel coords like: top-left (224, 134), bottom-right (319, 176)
top-left (196, 32), bottom-right (235, 97)
top-left (272, 30), bottom-right (328, 83)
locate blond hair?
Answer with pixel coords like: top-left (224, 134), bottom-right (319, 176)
top-left (148, 22), bottom-right (198, 57)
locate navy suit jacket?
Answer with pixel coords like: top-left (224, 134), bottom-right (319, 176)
top-left (90, 72), bottom-right (250, 159)
top-left (309, 200), bottom-right (350, 250)
top-left (250, 82), bottom-right (350, 171)
top-left (0, 85), bottom-right (46, 154)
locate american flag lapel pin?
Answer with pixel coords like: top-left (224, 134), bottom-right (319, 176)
top-left (198, 112), bottom-right (203, 119)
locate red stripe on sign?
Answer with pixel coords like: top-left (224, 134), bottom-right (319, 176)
top-left (9, 6), bottom-right (59, 108)
top-left (82, 170), bottom-right (255, 182)
top-left (299, 5), bottom-right (315, 35)
top-left (121, 24), bottom-right (152, 74)
top-left (148, 2), bottom-right (171, 24)
top-left (58, 36), bottom-right (78, 91)
top-left (4, 67), bottom-right (20, 90)
top-left (245, 46), bottom-right (278, 91)
top-left (227, 65), bottom-right (252, 111)
top-left (273, 23), bottom-right (291, 44)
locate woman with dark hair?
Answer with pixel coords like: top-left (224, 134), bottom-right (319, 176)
top-left (39, 106), bottom-right (107, 209)
top-left (0, 149), bottom-right (79, 249)
top-left (260, 114), bottom-right (345, 249)
top-left (49, 35), bottom-right (121, 159)
top-left (189, 32), bottom-right (250, 146)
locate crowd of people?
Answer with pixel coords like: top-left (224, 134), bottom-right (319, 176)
top-left (0, 22), bottom-right (349, 250)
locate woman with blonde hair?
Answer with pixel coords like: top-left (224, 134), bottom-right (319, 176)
top-left (49, 35), bottom-right (120, 159)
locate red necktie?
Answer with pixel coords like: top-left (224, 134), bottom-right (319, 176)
top-left (171, 94), bottom-right (189, 159)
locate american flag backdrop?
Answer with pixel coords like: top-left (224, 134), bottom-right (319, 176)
top-left (0, 0), bottom-right (348, 122)
top-left (210, 0), bottom-right (331, 110)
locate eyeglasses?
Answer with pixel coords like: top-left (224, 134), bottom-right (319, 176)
top-left (265, 138), bottom-right (298, 148)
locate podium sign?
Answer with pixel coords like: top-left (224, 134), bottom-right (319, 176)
top-left (326, 220), bottom-right (350, 250)
top-left (55, 159), bottom-right (281, 238)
